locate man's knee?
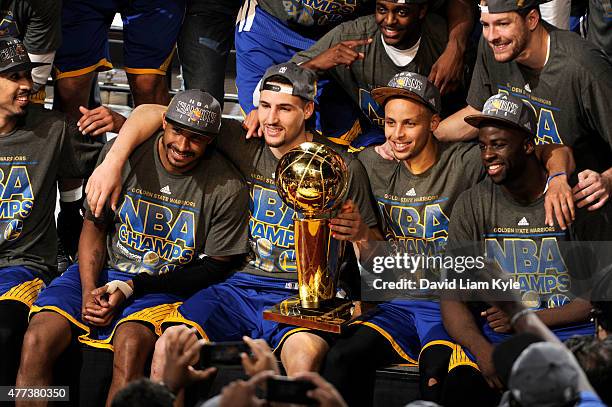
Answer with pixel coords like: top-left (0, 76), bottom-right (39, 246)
top-left (126, 74), bottom-right (169, 105)
top-left (280, 332), bottom-right (329, 375)
top-left (113, 323), bottom-right (157, 370)
top-left (55, 73), bottom-right (96, 111)
top-left (20, 312), bottom-right (72, 367)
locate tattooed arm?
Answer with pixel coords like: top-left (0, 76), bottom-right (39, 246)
top-left (78, 218), bottom-right (108, 321)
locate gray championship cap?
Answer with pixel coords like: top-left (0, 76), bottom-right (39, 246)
top-left (165, 90), bottom-right (222, 136)
top-left (508, 342), bottom-right (581, 407)
top-left (464, 93), bottom-right (537, 136)
top-left (0, 37), bottom-right (49, 74)
top-left (260, 62), bottom-right (317, 101)
top-left (371, 71), bottom-right (441, 113)
top-left (479, 0), bottom-right (553, 14)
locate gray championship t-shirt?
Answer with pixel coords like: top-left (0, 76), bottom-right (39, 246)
top-left (448, 177), bottom-right (603, 314)
top-left (216, 119), bottom-right (378, 280)
top-left (291, 14), bottom-right (448, 130)
top-left (467, 23), bottom-right (612, 174)
top-left (0, 107), bottom-right (104, 281)
top-left (0, 0), bottom-right (61, 53)
top-left (87, 134), bottom-right (249, 275)
top-left (359, 142), bottom-right (484, 255)
top-left (257, 0), bottom-right (375, 40)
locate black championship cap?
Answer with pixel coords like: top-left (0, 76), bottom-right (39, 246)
top-left (371, 71), bottom-right (441, 113)
top-left (260, 62), bottom-right (317, 101)
top-left (165, 90), bottom-right (222, 137)
top-left (0, 37), bottom-right (49, 74)
top-left (464, 93), bottom-right (537, 136)
top-left (479, 0), bottom-right (552, 13)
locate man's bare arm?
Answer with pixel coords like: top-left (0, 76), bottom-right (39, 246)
top-left (429, 0), bottom-right (475, 94)
top-left (86, 104), bottom-right (166, 217)
top-left (78, 219), bottom-right (108, 317)
top-left (434, 105), bottom-right (480, 142)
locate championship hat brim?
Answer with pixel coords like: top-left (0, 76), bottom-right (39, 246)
top-left (1, 60), bottom-right (49, 74)
top-left (371, 86), bottom-right (436, 112)
top-left (164, 115), bottom-right (216, 138)
top-left (464, 113), bottom-right (532, 134)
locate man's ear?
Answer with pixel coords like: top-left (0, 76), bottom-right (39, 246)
top-left (524, 137), bottom-right (535, 154)
top-left (418, 4), bottom-right (428, 19)
top-left (430, 113), bottom-right (441, 132)
top-left (162, 112), bottom-right (167, 130)
top-left (526, 8), bottom-right (540, 31)
top-left (304, 100), bottom-right (315, 120)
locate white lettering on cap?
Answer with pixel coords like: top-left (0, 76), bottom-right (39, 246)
top-left (488, 98), bottom-right (519, 116)
top-left (478, 4), bottom-right (490, 12)
top-left (263, 81), bottom-right (294, 96)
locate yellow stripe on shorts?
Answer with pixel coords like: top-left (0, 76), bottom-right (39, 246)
top-left (448, 343), bottom-right (480, 372)
top-left (0, 278), bottom-right (44, 308)
top-left (161, 303), bottom-right (211, 341)
top-left (79, 302), bottom-right (182, 351)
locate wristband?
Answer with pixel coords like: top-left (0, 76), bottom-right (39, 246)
top-left (509, 308), bottom-right (534, 327)
top-left (543, 171), bottom-right (566, 193)
top-left (105, 280), bottom-right (134, 299)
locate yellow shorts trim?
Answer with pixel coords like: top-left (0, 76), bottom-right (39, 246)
top-left (349, 320), bottom-right (418, 365)
top-left (418, 340), bottom-right (456, 361)
top-left (272, 327), bottom-right (311, 354)
top-left (29, 305), bottom-right (91, 334)
top-left (161, 304), bottom-right (210, 342)
top-left (78, 302), bottom-right (181, 351)
top-left (124, 47), bottom-right (175, 76)
top-left (0, 278), bottom-right (44, 308)
top-left (448, 343), bottom-right (480, 372)
top-left (55, 58), bottom-right (113, 80)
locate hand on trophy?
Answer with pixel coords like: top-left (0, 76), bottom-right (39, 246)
top-left (329, 200), bottom-right (370, 242)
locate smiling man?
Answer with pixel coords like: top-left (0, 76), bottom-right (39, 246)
top-left (320, 72), bottom-right (572, 406)
top-left (436, 0), bottom-right (612, 216)
top-left (16, 90), bottom-right (249, 405)
top-left (83, 62), bottom-right (379, 379)
top-left (0, 37), bottom-right (106, 386)
top-left (441, 93), bottom-right (605, 406)
top-left (283, 0), bottom-right (467, 151)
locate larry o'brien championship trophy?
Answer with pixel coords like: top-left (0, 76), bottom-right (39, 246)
top-left (263, 142), bottom-right (354, 333)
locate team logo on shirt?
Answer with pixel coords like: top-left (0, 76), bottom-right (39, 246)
top-left (378, 199), bottom-right (450, 255)
top-left (517, 217), bottom-right (529, 226)
top-left (497, 88), bottom-right (562, 145)
top-left (485, 236), bottom-right (570, 308)
top-left (115, 193), bottom-right (196, 274)
top-left (0, 165), bottom-right (34, 242)
top-left (249, 180), bottom-right (297, 273)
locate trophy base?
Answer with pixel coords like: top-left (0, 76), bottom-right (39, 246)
top-left (263, 297), bottom-right (354, 334)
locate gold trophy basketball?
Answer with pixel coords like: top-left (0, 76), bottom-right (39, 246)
top-left (263, 142), bottom-right (354, 333)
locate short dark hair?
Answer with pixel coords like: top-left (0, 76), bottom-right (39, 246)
top-left (517, 4), bottom-right (540, 18)
top-left (111, 379), bottom-right (175, 407)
